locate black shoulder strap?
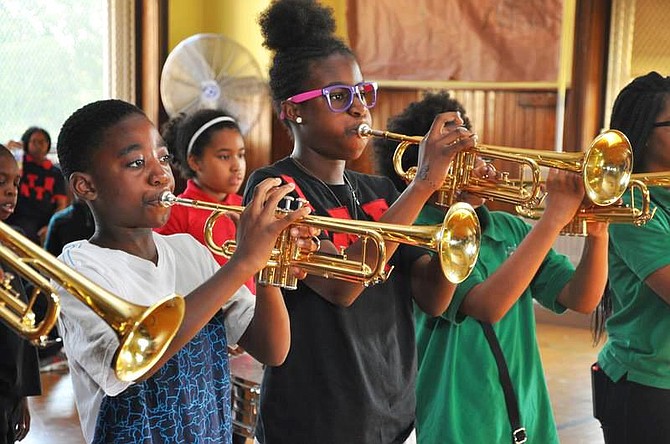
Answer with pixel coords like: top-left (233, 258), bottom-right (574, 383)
top-left (479, 321), bottom-right (527, 444)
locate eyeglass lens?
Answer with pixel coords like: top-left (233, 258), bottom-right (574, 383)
top-left (325, 83), bottom-right (376, 112)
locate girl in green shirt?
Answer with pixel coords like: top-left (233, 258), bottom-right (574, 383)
top-left (375, 91), bottom-right (610, 444)
top-left (592, 71), bottom-right (670, 444)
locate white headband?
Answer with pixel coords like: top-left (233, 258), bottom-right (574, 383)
top-left (186, 116), bottom-right (237, 156)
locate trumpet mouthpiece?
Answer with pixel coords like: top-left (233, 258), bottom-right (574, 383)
top-left (357, 123), bottom-right (372, 138)
top-left (159, 191), bottom-right (176, 207)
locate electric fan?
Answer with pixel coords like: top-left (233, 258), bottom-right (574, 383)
top-left (160, 33), bottom-right (267, 135)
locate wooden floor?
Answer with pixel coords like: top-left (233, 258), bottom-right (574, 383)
top-left (22, 322), bottom-right (604, 444)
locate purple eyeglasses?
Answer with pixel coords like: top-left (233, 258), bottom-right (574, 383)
top-left (280, 81), bottom-right (378, 119)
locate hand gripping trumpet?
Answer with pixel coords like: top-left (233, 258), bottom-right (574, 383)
top-left (159, 191), bottom-right (481, 285)
top-left (0, 222), bottom-right (185, 382)
top-left (358, 124), bottom-right (634, 208)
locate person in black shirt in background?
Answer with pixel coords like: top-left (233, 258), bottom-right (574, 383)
top-left (6, 127), bottom-right (68, 246)
top-left (44, 197), bottom-right (94, 258)
top-left (0, 144), bottom-right (41, 444)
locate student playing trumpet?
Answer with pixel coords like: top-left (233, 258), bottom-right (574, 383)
top-left (53, 98), bottom-right (317, 444)
top-left (374, 91), bottom-right (610, 444)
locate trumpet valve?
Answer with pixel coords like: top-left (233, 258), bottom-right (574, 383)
top-left (21, 311), bottom-right (36, 327)
top-left (280, 195), bottom-right (295, 212)
top-left (2, 271), bottom-right (14, 288)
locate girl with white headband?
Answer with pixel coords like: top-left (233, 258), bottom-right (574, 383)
top-left (156, 108), bottom-right (254, 292)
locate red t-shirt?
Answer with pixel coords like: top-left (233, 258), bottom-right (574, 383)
top-left (155, 179), bottom-right (255, 293)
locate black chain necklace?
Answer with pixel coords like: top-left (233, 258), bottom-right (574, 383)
top-left (289, 156), bottom-right (361, 218)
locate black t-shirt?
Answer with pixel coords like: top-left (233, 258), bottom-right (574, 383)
top-left (44, 201), bottom-right (95, 257)
top-left (7, 157), bottom-right (67, 244)
top-left (245, 157), bottom-right (425, 444)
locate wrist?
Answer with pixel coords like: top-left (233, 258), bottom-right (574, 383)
top-left (225, 255), bottom-right (262, 283)
top-left (585, 223), bottom-right (609, 240)
top-left (534, 215), bottom-right (568, 235)
top-left (407, 178), bottom-right (441, 199)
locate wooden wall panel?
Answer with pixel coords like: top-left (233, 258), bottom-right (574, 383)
top-left (243, 101), bottom-right (273, 185)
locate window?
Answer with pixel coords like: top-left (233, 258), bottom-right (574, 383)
top-left (0, 0), bottom-right (107, 156)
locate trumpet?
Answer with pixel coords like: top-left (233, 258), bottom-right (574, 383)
top-left (0, 221), bottom-right (185, 382)
top-left (160, 191), bottom-right (481, 285)
top-left (515, 180), bottom-right (654, 236)
top-left (515, 171), bottom-right (669, 236)
top-left (359, 124), bottom-right (543, 207)
top-left (630, 171), bottom-right (670, 187)
top-left (359, 124), bottom-right (633, 208)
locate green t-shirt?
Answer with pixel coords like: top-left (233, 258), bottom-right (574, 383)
top-left (414, 205), bottom-right (573, 444)
top-left (599, 186), bottom-right (670, 389)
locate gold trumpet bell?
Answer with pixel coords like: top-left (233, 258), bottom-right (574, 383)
top-left (0, 221), bottom-right (186, 382)
top-left (112, 294), bottom-right (185, 381)
top-left (438, 202), bottom-right (481, 283)
top-left (583, 129), bottom-right (633, 206)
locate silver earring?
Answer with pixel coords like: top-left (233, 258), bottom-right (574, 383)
top-left (296, 116), bottom-right (303, 124)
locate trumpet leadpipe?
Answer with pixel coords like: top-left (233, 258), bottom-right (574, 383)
top-left (357, 123), bottom-right (424, 143)
top-left (159, 191), bottom-right (389, 289)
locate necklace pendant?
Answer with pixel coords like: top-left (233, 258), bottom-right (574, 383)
top-left (351, 192), bottom-right (361, 207)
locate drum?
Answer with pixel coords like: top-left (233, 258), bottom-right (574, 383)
top-left (230, 352), bottom-right (264, 442)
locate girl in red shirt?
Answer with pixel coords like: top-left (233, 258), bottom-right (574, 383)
top-left (156, 109), bottom-right (254, 292)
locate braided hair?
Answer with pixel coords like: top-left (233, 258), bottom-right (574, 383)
top-left (161, 109), bottom-right (242, 179)
top-left (373, 91), bottom-right (471, 192)
top-left (592, 71), bottom-right (670, 345)
top-left (57, 99), bottom-right (146, 179)
top-left (609, 71), bottom-right (670, 173)
top-left (259, 0), bottom-right (354, 119)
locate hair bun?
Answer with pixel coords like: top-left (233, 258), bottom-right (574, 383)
top-left (260, 0), bottom-right (337, 52)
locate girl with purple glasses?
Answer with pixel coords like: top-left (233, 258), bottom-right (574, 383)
top-left (244, 1), bottom-right (477, 443)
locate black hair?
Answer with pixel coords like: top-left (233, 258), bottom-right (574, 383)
top-left (57, 99), bottom-right (146, 179)
top-left (609, 71), bottom-right (670, 173)
top-left (592, 71), bottom-right (670, 345)
top-left (259, 0), bottom-right (355, 118)
top-left (161, 108), bottom-right (242, 179)
top-left (373, 91), bottom-right (471, 191)
top-left (0, 143), bottom-right (15, 161)
top-left (21, 126), bottom-right (51, 153)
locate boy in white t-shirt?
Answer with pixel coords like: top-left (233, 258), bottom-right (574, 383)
top-left (54, 99), bottom-right (313, 444)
